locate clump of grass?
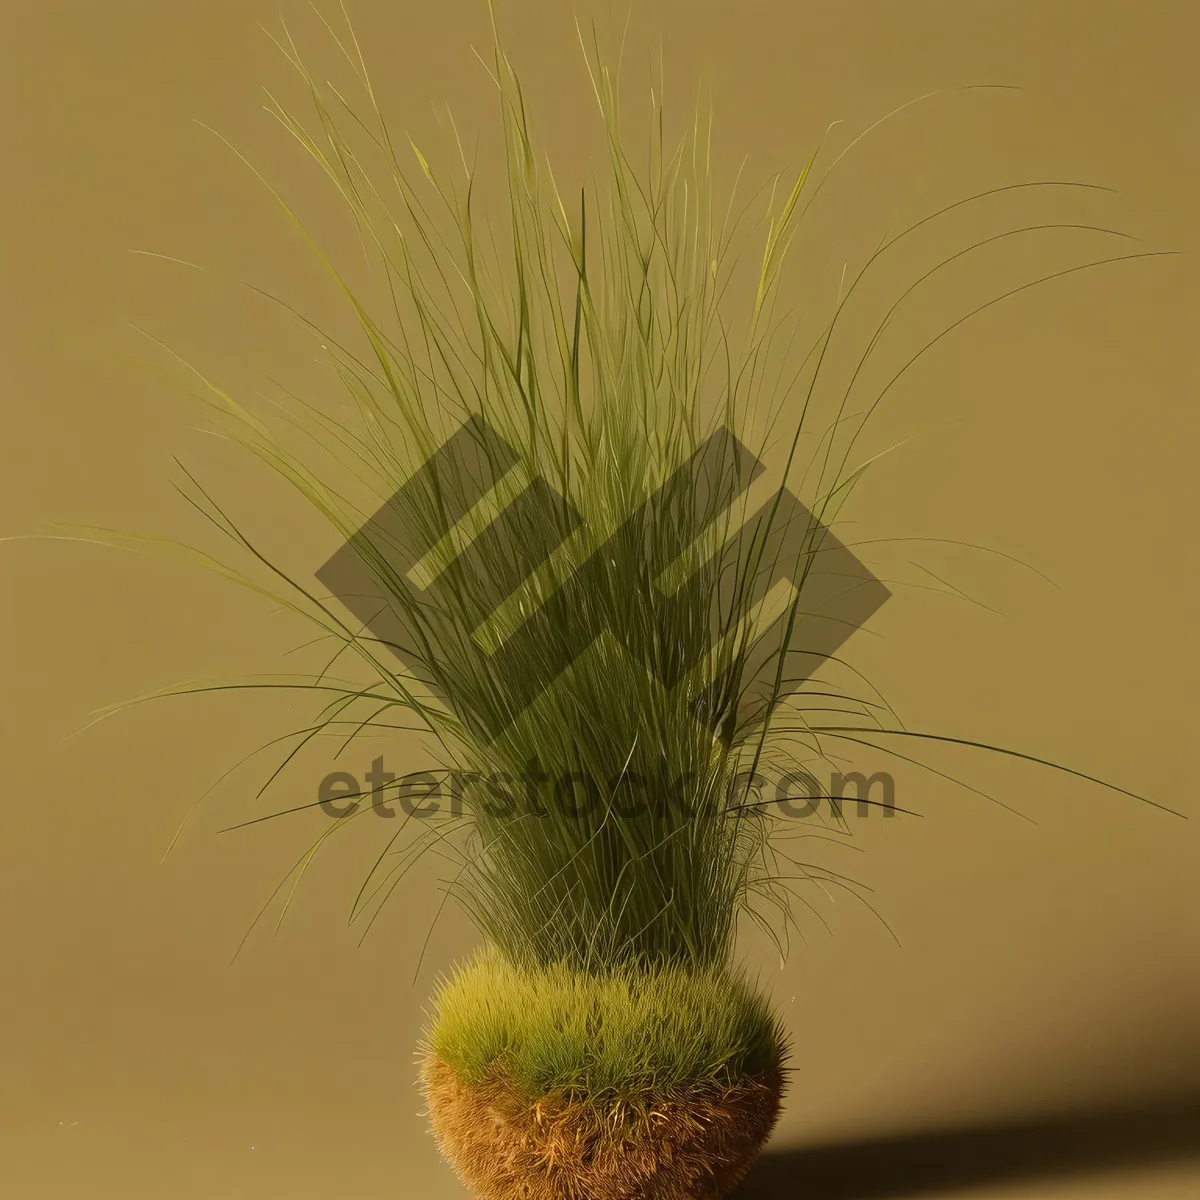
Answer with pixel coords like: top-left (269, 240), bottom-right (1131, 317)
top-left (97, 1), bottom-right (1176, 1022)
top-left (424, 947), bottom-right (786, 1103)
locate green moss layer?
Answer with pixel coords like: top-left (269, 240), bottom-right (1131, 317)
top-left (423, 947), bottom-right (788, 1104)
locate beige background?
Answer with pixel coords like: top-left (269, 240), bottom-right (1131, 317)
top-left (2, 2), bottom-right (1198, 1197)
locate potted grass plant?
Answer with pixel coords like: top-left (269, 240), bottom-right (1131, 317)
top-left (271, 19), bottom-right (803, 1193)
top-left (95, 7), bottom-right (1177, 1199)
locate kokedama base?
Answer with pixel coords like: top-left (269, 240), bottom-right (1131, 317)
top-left (422, 1055), bottom-right (785, 1200)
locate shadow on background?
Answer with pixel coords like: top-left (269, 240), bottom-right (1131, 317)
top-left (733, 1091), bottom-right (1200, 1199)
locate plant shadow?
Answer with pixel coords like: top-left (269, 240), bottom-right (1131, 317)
top-left (732, 1090), bottom-right (1200, 1198)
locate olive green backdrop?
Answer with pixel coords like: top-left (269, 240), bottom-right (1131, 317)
top-left (2, 2), bottom-right (1198, 1198)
